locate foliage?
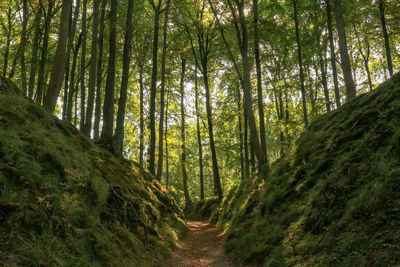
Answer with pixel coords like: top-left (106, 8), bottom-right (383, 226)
top-left (212, 73), bottom-right (400, 266)
top-left (0, 86), bottom-right (186, 266)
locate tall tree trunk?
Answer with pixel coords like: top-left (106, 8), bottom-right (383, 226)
top-left (100, 0), bottom-right (118, 144)
top-left (253, 0), bottom-right (267, 156)
top-left (379, 0), bottom-right (393, 76)
top-left (293, 0), bottom-right (309, 127)
top-left (28, 6), bottom-right (42, 99)
top-left (326, 0), bottom-right (341, 107)
top-left (194, 67), bottom-right (205, 199)
top-left (20, 0), bottom-right (28, 95)
top-left (203, 62), bottom-right (223, 199)
top-left (83, 0), bottom-right (100, 137)
top-left (157, 0), bottom-right (171, 179)
top-left (235, 0), bottom-right (266, 165)
top-left (36, 0), bottom-right (55, 104)
top-left (317, 48), bottom-right (331, 112)
top-left (333, 0), bottom-right (356, 100)
top-left (237, 87), bottom-right (245, 181)
top-left (164, 88), bottom-right (170, 189)
top-left (243, 110), bottom-right (250, 179)
top-left (80, 0), bottom-right (87, 130)
top-left (44, 0), bottom-right (73, 113)
top-left (3, 7), bottom-right (12, 77)
top-left (148, 0), bottom-right (163, 174)
top-left (180, 57), bottom-right (191, 207)
top-left (63, 0), bottom-right (81, 119)
top-left (139, 63), bottom-right (145, 167)
top-left (94, 0), bottom-right (107, 141)
top-left (113, 0), bottom-right (134, 154)
top-left (67, 33), bottom-right (82, 122)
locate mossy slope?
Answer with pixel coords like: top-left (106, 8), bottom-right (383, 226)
top-left (213, 73), bottom-right (400, 266)
top-left (0, 84), bottom-right (186, 266)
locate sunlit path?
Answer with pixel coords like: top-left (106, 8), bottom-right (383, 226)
top-left (166, 221), bottom-right (243, 267)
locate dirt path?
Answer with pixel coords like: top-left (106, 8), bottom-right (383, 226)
top-left (165, 221), bottom-right (240, 267)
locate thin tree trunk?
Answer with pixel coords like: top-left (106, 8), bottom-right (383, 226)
top-left (36, 0), bottom-right (55, 104)
top-left (203, 62), bottom-right (223, 199)
top-left (3, 7), bottom-right (13, 77)
top-left (80, 0), bottom-right (87, 130)
top-left (253, 0), bottom-right (267, 156)
top-left (243, 109), bottom-right (249, 179)
top-left (94, 0), bottom-right (106, 141)
top-left (293, 0), bottom-right (309, 127)
top-left (28, 5), bottom-right (43, 99)
top-left (20, 0), bottom-right (28, 95)
top-left (333, 0), bottom-right (356, 100)
top-left (237, 87), bottom-right (245, 181)
top-left (113, 0), bottom-right (134, 154)
top-left (139, 63), bottom-right (145, 167)
top-left (67, 33), bottom-right (82, 122)
top-left (194, 66), bottom-right (205, 199)
top-left (44, 0), bottom-right (73, 113)
top-left (165, 88), bottom-right (170, 189)
top-left (100, 0), bottom-right (118, 145)
top-left (317, 48), bottom-right (331, 111)
top-left (148, 0), bottom-right (163, 174)
top-left (326, 0), bottom-right (341, 107)
top-left (180, 57), bottom-right (191, 207)
top-left (83, 0), bottom-right (100, 137)
top-left (379, 0), bottom-right (393, 76)
top-left (157, 0), bottom-right (171, 179)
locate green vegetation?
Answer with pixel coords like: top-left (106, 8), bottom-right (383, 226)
top-left (184, 197), bottom-right (220, 220)
top-left (0, 84), bottom-right (186, 266)
top-left (212, 73), bottom-right (400, 266)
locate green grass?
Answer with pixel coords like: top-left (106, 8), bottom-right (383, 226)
top-left (0, 92), bottom-right (186, 266)
top-left (212, 73), bottom-right (400, 266)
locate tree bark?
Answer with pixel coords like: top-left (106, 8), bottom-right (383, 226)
top-left (379, 0), bottom-right (393, 76)
top-left (148, 0), bottom-right (163, 174)
top-left (36, 0), bottom-right (55, 104)
top-left (28, 5), bottom-right (42, 99)
top-left (2, 7), bottom-right (13, 77)
top-left (326, 0), bottom-right (341, 107)
top-left (20, 0), bottom-right (28, 95)
top-left (44, 0), bottom-right (73, 113)
top-left (139, 63), bottom-right (145, 167)
top-left (333, 0), bottom-right (356, 100)
top-left (80, 0), bottom-right (87, 130)
top-left (180, 57), bottom-right (191, 207)
top-left (100, 0), bottom-right (118, 144)
top-left (113, 0), bottom-right (134, 154)
top-left (67, 33), bottom-right (82, 122)
top-left (83, 0), bottom-right (100, 137)
top-left (253, 0), bottom-right (267, 156)
top-left (157, 0), bottom-right (171, 179)
top-left (94, 0), bottom-right (107, 141)
top-left (293, 0), bottom-right (309, 127)
top-left (194, 67), bottom-right (205, 199)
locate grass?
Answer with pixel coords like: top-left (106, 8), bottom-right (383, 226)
top-left (212, 73), bottom-right (400, 266)
top-left (0, 89), bottom-right (186, 266)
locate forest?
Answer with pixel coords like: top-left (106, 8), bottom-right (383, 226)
top-left (1, 0), bottom-right (400, 266)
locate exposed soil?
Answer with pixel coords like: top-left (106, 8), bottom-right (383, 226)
top-left (165, 221), bottom-right (242, 267)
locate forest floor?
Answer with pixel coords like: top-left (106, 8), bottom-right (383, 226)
top-left (165, 221), bottom-right (245, 267)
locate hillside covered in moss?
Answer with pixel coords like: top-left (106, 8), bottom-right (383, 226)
top-left (0, 79), bottom-right (186, 266)
top-left (211, 73), bottom-right (400, 266)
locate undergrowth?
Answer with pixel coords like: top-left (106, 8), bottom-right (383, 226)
top-left (0, 89), bottom-right (186, 266)
top-left (212, 73), bottom-right (400, 266)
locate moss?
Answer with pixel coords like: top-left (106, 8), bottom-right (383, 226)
top-left (0, 91), bottom-right (186, 266)
top-left (213, 73), bottom-right (400, 266)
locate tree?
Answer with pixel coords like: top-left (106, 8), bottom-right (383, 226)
top-left (378, 0), bottom-right (393, 76)
top-left (44, 0), bottom-right (73, 113)
top-left (83, 0), bottom-right (101, 137)
top-left (333, 0), bottom-right (356, 100)
top-left (80, 0), bottom-right (87, 130)
top-left (148, 0), bottom-right (163, 174)
top-left (100, 0), bottom-right (118, 144)
top-left (113, 0), bottom-right (135, 154)
top-left (157, 0), bottom-right (172, 179)
top-left (179, 56), bottom-right (191, 207)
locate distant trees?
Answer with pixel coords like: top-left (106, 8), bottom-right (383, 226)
top-left (0, 0), bottom-right (399, 202)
